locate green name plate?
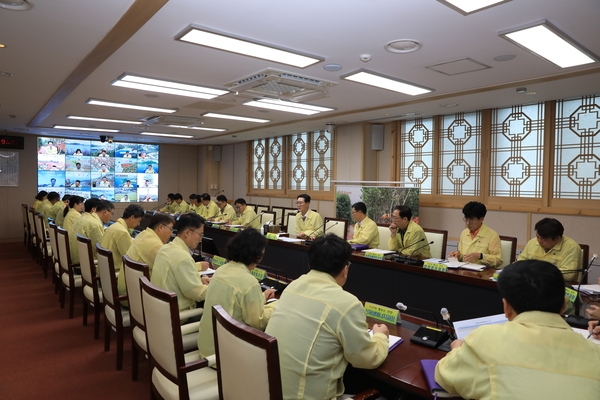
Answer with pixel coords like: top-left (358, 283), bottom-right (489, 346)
top-left (251, 267), bottom-right (267, 280)
top-left (364, 302), bottom-right (399, 324)
top-left (229, 227), bottom-right (239, 232)
top-left (211, 255), bottom-right (227, 268)
top-left (565, 287), bottom-right (577, 303)
top-left (364, 251), bottom-right (385, 260)
top-left (423, 261), bottom-right (448, 272)
top-left (266, 232), bottom-right (279, 240)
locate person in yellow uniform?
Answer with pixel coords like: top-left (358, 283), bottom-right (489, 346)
top-left (198, 228), bottom-right (277, 358)
top-left (294, 194), bottom-right (324, 239)
top-left (388, 205), bottom-right (431, 258)
top-left (68, 199), bottom-right (114, 264)
top-left (100, 204), bottom-right (144, 274)
top-left (229, 198), bottom-right (260, 229)
top-left (435, 260), bottom-right (600, 399)
top-left (348, 201), bottom-right (380, 248)
top-left (265, 235), bottom-right (389, 399)
top-left (199, 193), bottom-right (220, 220)
top-left (151, 213), bottom-right (210, 319)
top-left (171, 193), bottom-right (189, 214)
top-left (53, 194), bottom-right (71, 228)
top-left (33, 191), bottom-right (48, 212)
top-left (187, 193), bottom-right (200, 214)
top-left (517, 218), bottom-right (581, 281)
top-left (61, 195), bottom-right (85, 231)
top-left (37, 193), bottom-right (55, 227)
top-left (448, 201), bottom-right (502, 268)
top-left (212, 195), bottom-right (236, 223)
top-left (117, 213), bottom-right (176, 299)
top-left (159, 193), bottom-right (176, 213)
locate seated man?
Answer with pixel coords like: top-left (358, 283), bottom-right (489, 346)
top-left (518, 217), bottom-right (581, 281)
top-left (171, 193), bottom-right (189, 214)
top-left (187, 193), bottom-right (199, 214)
top-left (40, 191), bottom-right (60, 228)
top-left (68, 199), bottom-right (114, 264)
top-left (199, 193), bottom-right (220, 220)
top-left (100, 204), bottom-right (144, 273)
top-left (448, 201), bottom-right (502, 268)
top-left (50, 194), bottom-right (70, 227)
top-left (388, 205), bottom-right (431, 258)
top-left (159, 193), bottom-right (176, 213)
top-left (348, 201), bottom-right (380, 248)
top-left (229, 198), bottom-right (260, 229)
top-left (212, 194), bottom-right (236, 223)
top-left (295, 193), bottom-right (324, 239)
top-left (435, 260), bottom-right (600, 399)
top-left (117, 213), bottom-right (176, 300)
top-left (151, 214), bottom-right (209, 318)
top-left (266, 234), bottom-right (389, 399)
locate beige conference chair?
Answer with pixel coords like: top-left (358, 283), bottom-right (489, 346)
top-left (77, 234), bottom-right (103, 340)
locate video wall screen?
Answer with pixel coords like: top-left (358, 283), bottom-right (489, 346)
top-left (37, 137), bottom-right (159, 202)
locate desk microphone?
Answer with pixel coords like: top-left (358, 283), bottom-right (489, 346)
top-left (214, 189), bottom-right (225, 195)
top-left (397, 302), bottom-right (450, 349)
top-left (564, 254), bottom-right (598, 327)
top-left (244, 212), bottom-right (264, 229)
top-left (440, 307), bottom-right (457, 341)
top-left (404, 240), bottom-right (434, 265)
top-left (304, 222), bottom-right (338, 245)
top-left (396, 302), bottom-right (440, 329)
top-left (391, 237), bottom-right (424, 264)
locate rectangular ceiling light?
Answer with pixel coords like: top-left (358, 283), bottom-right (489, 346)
top-left (112, 74), bottom-right (229, 100)
top-left (243, 98), bottom-right (334, 115)
top-left (67, 115), bottom-right (141, 125)
top-left (54, 125), bottom-right (120, 133)
top-left (86, 99), bottom-right (177, 114)
top-left (167, 125), bottom-right (226, 132)
top-left (141, 132), bottom-right (194, 139)
top-left (500, 20), bottom-right (597, 68)
top-left (342, 70), bottom-right (433, 96)
top-left (202, 112), bottom-right (270, 123)
top-left (176, 26), bottom-right (323, 68)
top-left (437, 0), bottom-right (511, 15)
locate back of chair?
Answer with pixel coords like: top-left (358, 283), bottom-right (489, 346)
top-left (286, 213), bottom-right (297, 235)
top-left (35, 212), bottom-right (46, 244)
top-left (56, 227), bottom-right (73, 276)
top-left (27, 207), bottom-right (36, 245)
top-left (140, 276), bottom-right (184, 381)
top-left (260, 211), bottom-right (276, 226)
top-left (48, 222), bottom-right (60, 267)
top-left (324, 217), bottom-right (348, 240)
top-left (21, 203), bottom-right (29, 233)
top-left (424, 228), bottom-right (448, 259)
top-left (123, 255), bottom-right (149, 328)
top-left (246, 203), bottom-right (256, 212)
top-left (499, 235), bottom-right (518, 269)
top-left (256, 204), bottom-right (270, 214)
top-left (77, 235), bottom-right (95, 287)
top-left (96, 244), bottom-right (118, 308)
top-left (212, 305), bottom-right (282, 400)
top-left (271, 206), bottom-right (284, 227)
top-left (579, 244), bottom-right (590, 283)
top-left (377, 224), bottom-right (392, 251)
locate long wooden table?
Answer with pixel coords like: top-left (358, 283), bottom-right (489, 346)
top-left (205, 226), bottom-right (503, 321)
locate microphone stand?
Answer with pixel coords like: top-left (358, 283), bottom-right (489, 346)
top-left (565, 256), bottom-right (597, 327)
top-left (397, 302), bottom-right (450, 349)
top-left (304, 222), bottom-right (338, 245)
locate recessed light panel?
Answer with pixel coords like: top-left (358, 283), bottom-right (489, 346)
top-left (243, 99), bottom-right (334, 115)
top-left (54, 125), bottom-right (120, 133)
top-left (141, 132), bottom-right (194, 139)
top-left (86, 99), bottom-right (177, 114)
top-left (438, 0), bottom-right (511, 15)
top-left (67, 115), bottom-right (141, 125)
top-left (112, 74), bottom-right (228, 100)
top-left (342, 70), bottom-right (433, 96)
top-left (202, 112), bottom-right (270, 123)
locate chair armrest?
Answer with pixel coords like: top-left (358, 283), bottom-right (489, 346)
top-left (181, 356), bottom-right (209, 373)
top-left (179, 307), bottom-right (203, 321)
top-left (181, 321), bottom-right (200, 335)
top-left (205, 354), bottom-right (217, 368)
top-left (351, 389), bottom-right (380, 400)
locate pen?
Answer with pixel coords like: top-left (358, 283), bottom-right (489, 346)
top-left (587, 320), bottom-right (600, 339)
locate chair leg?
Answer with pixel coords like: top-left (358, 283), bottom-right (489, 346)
top-left (132, 343), bottom-right (139, 381)
top-left (94, 305), bottom-right (101, 340)
top-left (68, 287), bottom-right (75, 319)
top-left (83, 299), bottom-right (89, 326)
top-left (116, 326), bottom-right (124, 370)
top-left (104, 316), bottom-right (111, 352)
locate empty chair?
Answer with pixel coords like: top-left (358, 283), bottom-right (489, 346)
top-left (499, 235), bottom-right (518, 269)
top-left (123, 255), bottom-right (201, 381)
top-left (96, 244), bottom-right (130, 371)
top-left (285, 213), bottom-right (297, 236)
top-left (424, 228), bottom-right (449, 259)
top-left (260, 211), bottom-right (276, 227)
top-left (57, 226), bottom-right (82, 318)
top-left (140, 277), bottom-right (218, 400)
top-left (323, 217), bottom-right (349, 240)
top-left (377, 224), bottom-right (392, 251)
top-left (212, 305), bottom-right (282, 400)
top-left (77, 234), bottom-right (103, 339)
top-left (255, 204), bottom-right (270, 214)
top-left (270, 206), bottom-right (285, 227)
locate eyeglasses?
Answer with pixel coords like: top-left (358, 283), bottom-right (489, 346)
top-left (347, 262), bottom-right (352, 268)
top-left (189, 229), bottom-right (204, 238)
top-left (161, 224), bottom-right (173, 232)
top-left (296, 201), bottom-right (305, 205)
top-left (463, 217), bottom-right (478, 223)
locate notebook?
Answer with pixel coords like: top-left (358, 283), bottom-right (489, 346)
top-left (369, 330), bottom-right (403, 352)
top-left (420, 359), bottom-right (453, 398)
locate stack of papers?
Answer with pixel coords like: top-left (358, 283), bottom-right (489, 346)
top-left (369, 330), bottom-right (403, 352)
top-left (572, 327), bottom-right (600, 345)
top-left (577, 284), bottom-right (600, 295)
top-left (437, 257), bottom-right (486, 271)
top-left (361, 248), bottom-right (396, 255)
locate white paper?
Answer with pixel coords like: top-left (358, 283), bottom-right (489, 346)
top-left (453, 313), bottom-right (508, 339)
top-left (572, 327), bottom-right (600, 345)
top-left (362, 248), bottom-right (396, 255)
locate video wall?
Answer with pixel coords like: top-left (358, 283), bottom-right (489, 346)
top-left (37, 137), bottom-right (159, 202)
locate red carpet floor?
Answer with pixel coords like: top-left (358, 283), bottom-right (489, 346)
top-left (0, 242), bottom-right (149, 400)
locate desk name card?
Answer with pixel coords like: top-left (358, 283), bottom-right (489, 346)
top-left (565, 287), bottom-right (577, 303)
top-left (229, 227), bottom-right (240, 232)
top-left (423, 261), bottom-right (448, 272)
top-left (364, 302), bottom-right (399, 324)
top-left (211, 256), bottom-right (227, 268)
top-left (251, 267), bottom-right (267, 280)
top-left (266, 232), bottom-right (279, 240)
top-left (364, 251), bottom-right (385, 260)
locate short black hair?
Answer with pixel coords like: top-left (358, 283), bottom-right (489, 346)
top-left (47, 192), bottom-right (60, 202)
top-left (122, 204), bottom-right (144, 219)
top-left (35, 191), bottom-right (48, 201)
top-left (216, 195), bottom-right (228, 202)
top-left (76, 162), bottom-right (81, 166)
top-left (174, 193), bottom-right (183, 201)
top-left (148, 213), bottom-right (176, 230)
top-left (297, 194), bottom-right (311, 203)
top-left (352, 201), bottom-right (367, 214)
top-left (535, 218), bottom-right (564, 239)
top-left (189, 193), bottom-right (198, 200)
top-left (394, 205), bottom-right (412, 220)
top-left (462, 201), bottom-right (487, 219)
top-left (174, 213), bottom-right (205, 235)
top-left (226, 228), bottom-right (267, 266)
top-left (50, 178), bottom-right (56, 181)
top-left (167, 193), bottom-right (176, 200)
top-left (498, 260), bottom-right (565, 314)
top-left (63, 195), bottom-right (84, 217)
top-left (61, 194), bottom-right (72, 202)
top-left (234, 198), bottom-right (247, 206)
top-left (308, 234), bottom-right (352, 277)
top-left (200, 193), bottom-right (211, 201)
top-left (96, 199), bottom-right (114, 213)
top-left (84, 198), bottom-right (100, 213)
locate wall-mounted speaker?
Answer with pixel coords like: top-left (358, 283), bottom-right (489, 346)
top-left (213, 145), bottom-right (222, 162)
top-left (371, 125), bottom-right (384, 151)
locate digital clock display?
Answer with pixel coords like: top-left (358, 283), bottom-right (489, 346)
top-left (0, 135), bottom-right (24, 150)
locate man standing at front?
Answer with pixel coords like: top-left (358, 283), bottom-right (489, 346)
top-left (295, 194), bottom-right (324, 239)
top-left (435, 260), bottom-right (600, 398)
top-left (266, 235), bottom-right (389, 399)
top-left (348, 201), bottom-right (380, 248)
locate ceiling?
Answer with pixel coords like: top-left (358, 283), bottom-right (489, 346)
top-left (1, 0), bottom-right (599, 146)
